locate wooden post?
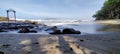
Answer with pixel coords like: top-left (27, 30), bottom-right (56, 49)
top-left (6, 10), bottom-right (9, 23)
top-left (14, 11), bottom-right (16, 23)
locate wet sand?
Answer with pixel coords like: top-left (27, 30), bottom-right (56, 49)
top-left (0, 33), bottom-right (120, 54)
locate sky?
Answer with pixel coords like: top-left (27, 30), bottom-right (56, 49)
top-left (0, 0), bottom-right (105, 20)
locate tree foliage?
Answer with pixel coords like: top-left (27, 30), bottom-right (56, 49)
top-left (93, 0), bottom-right (120, 20)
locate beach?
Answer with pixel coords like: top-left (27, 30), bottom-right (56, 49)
top-left (0, 20), bottom-right (120, 54)
top-left (0, 33), bottom-right (120, 54)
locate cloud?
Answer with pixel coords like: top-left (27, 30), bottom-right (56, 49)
top-left (0, 0), bottom-right (106, 20)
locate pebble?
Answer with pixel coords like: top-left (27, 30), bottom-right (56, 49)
top-left (32, 42), bottom-right (39, 44)
top-left (80, 39), bottom-right (84, 42)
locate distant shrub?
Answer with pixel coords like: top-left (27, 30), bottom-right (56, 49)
top-left (0, 16), bottom-right (7, 21)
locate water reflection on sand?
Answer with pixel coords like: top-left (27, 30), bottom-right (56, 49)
top-left (57, 21), bottom-right (120, 34)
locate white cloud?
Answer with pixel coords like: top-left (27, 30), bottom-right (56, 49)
top-left (0, 0), bottom-right (106, 20)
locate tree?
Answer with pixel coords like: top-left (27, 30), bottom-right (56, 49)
top-left (93, 0), bottom-right (120, 20)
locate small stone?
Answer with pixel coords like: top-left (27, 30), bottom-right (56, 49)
top-left (80, 39), bottom-right (84, 42)
top-left (70, 47), bottom-right (73, 51)
top-left (55, 45), bottom-right (60, 48)
top-left (76, 45), bottom-right (79, 49)
top-left (25, 51), bottom-right (32, 54)
top-left (32, 42), bottom-right (39, 44)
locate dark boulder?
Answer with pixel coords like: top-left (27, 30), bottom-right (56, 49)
top-left (62, 28), bottom-right (81, 34)
top-left (0, 28), bottom-right (6, 32)
top-left (18, 28), bottom-right (30, 33)
top-left (49, 30), bottom-right (61, 34)
top-left (45, 26), bottom-right (57, 31)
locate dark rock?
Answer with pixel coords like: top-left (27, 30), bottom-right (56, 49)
top-left (7, 26), bottom-right (18, 30)
top-left (18, 28), bottom-right (30, 33)
top-left (55, 45), bottom-right (60, 48)
top-left (0, 51), bottom-right (4, 54)
top-left (32, 42), bottom-right (39, 44)
top-left (62, 28), bottom-right (81, 34)
top-left (80, 39), bottom-right (84, 42)
top-left (90, 52), bottom-right (98, 54)
top-left (76, 45), bottom-right (80, 49)
top-left (45, 26), bottom-right (57, 31)
top-left (29, 30), bottom-right (37, 33)
top-left (49, 30), bottom-right (61, 34)
top-left (26, 51), bottom-right (32, 54)
top-left (18, 28), bottom-right (37, 33)
top-left (17, 26), bottom-right (34, 29)
top-left (75, 30), bottom-right (81, 34)
top-left (70, 47), bottom-right (73, 51)
top-left (2, 44), bottom-right (11, 48)
top-left (0, 28), bottom-right (6, 32)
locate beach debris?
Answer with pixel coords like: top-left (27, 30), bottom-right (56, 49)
top-left (0, 51), bottom-right (4, 54)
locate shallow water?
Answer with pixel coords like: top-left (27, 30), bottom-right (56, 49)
top-left (1, 21), bottom-right (120, 34)
top-left (46, 21), bottom-right (120, 34)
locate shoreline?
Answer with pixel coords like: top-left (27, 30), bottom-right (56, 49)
top-left (95, 19), bottom-right (120, 25)
top-left (0, 33), bottom-right (120, 54)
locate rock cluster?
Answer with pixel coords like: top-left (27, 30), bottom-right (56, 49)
top-left (50, 27), bottom-right (81, 34)
top-left (18, 28), bottom-right (37, 33)
top-left (0, 23), bottom-right (38, 33)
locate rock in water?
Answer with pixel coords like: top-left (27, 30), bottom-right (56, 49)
top-left (49, 30), bottom-right (61, 34)
top-left (0, 28), bottom-right (6, 32)
top-left (18, 28), bottom-right (37, 33)
top-left (18, 28), bottom-right (30, 33)
top-left (62, 28), bottom-right (81, 34)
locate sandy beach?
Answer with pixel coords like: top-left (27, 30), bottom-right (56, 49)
top-left (95, 19), bottom-right (120, 25)
top-left (0, 33), bottom-right (120, 54)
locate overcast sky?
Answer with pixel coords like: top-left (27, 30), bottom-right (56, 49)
top-left (0, 0), bottom-right (105, 20)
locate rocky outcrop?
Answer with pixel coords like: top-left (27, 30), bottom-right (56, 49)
top-left (50, 28), bottom-right (81, 34)
top-left (0, 28), bottom-right (6, 32)
top-left (18, 28), bottom-right (37, 33)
